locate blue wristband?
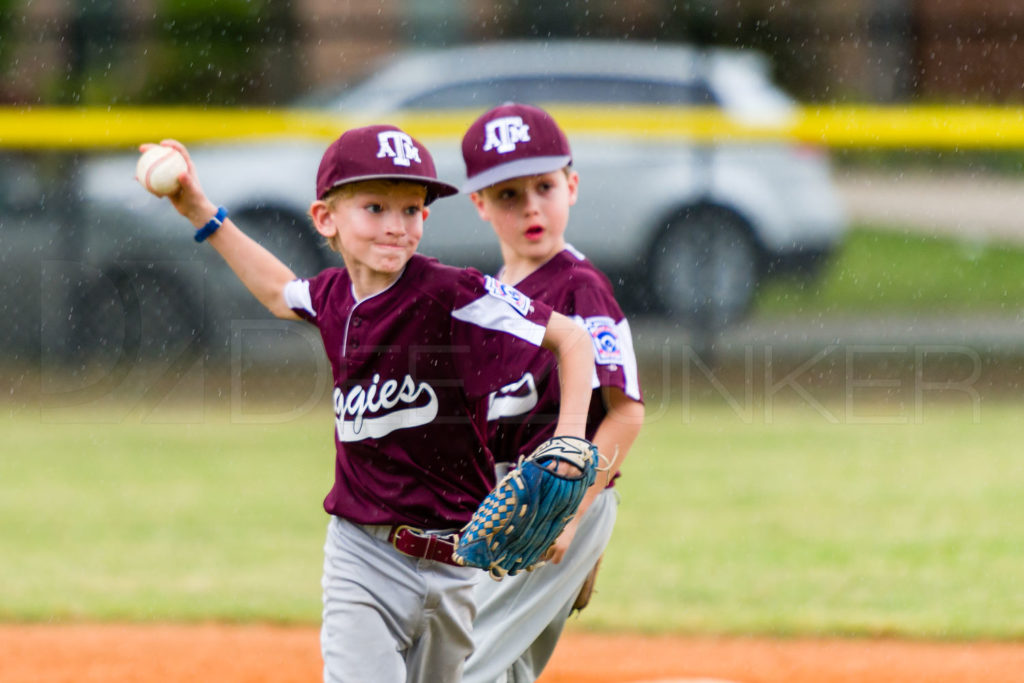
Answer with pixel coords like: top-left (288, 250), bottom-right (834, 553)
top-left (194, 206), bottom-right (228, 243)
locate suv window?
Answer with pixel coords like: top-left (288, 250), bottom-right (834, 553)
top-left (401, 76), bottom-right (718, 109)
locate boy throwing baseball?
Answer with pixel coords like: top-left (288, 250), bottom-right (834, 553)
top-left (459, 104), bottom-right (645, 683)
top-left (138, 123), bottom-right (595, 683)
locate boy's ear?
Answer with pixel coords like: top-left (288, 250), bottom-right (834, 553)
top-left (468, 191), bottom-right (490, 220)
top-left (566, 170), bottom-right (580, 206)
top-left (310, 200), bottom-right (338, 239)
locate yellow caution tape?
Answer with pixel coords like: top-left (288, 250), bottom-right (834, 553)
top-left (3, 105), bottom-right (1024, 149)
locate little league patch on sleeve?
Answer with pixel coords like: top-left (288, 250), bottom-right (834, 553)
top-left (484, 275), bottom-right (533, 316)
top-left (583, 316), bottom-right (623, 365)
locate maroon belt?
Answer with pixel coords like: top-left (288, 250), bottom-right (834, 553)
top-left (387, 525), bottom-right (462, 567)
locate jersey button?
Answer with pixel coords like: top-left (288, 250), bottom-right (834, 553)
top-left (352, 318), bottom-right (362, 327)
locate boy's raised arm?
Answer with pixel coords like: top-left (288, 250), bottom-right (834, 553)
top-left (540, 311), bottom-right (594, 440)
top-left (199, 219), bottom-right (300, 320)
top-left (141, 140), bottom-right (300, 321)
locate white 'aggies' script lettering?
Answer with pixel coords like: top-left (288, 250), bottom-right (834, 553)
top-left (487, 372), bottom-right (538, 420)
top-left (333, 374), bottom-right (439, 442)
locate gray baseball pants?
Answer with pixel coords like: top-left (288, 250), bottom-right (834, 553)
top-left (462, 487), bottom-right (619, 683)
top-left (321, 515), bottom-right (480, 683)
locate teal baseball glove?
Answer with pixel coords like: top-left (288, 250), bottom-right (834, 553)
top-left (453, 435), bottom-right (598, 580)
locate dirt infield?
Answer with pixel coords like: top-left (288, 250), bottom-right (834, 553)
top-left (2, 624), bottom-right (1023, 682)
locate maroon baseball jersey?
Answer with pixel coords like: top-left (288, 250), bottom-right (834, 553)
top-left (283, 254), bottom-right (554, 529)
top-left (487, 245), bottom-right (642, 465)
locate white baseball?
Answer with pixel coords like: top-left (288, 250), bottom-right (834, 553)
top-left (136, 145), bottom-right (188, 196)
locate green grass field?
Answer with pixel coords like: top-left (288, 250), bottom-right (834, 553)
top-left (3, 225), bottom-right (1024, 637)
top-left (756, 226), bottom-right (1024, 316)
top-left (593, 401), bottom-right (1024, 639)
top-left (3, 397), bottom-right (1023, 639)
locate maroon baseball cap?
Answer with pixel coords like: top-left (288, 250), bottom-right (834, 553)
top-left (316, 124), bottom-right (459, 204)
top-left (461, 103), bottom-right (572, 194)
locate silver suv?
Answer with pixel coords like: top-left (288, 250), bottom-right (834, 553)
top-left (83, 40), bottom-right (846, 336)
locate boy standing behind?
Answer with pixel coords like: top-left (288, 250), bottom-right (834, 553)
top-left (460, 104), bottom-right (645, 683)
top-left (138, 124), bottom-right (595, 683)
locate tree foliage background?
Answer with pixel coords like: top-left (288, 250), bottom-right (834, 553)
top-left (0, 1), bottom-right (1019, 106)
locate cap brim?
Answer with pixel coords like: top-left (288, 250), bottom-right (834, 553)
top-left (460, 155), bottom-right (572, 194)
top-left (323, 173), bottom-right (460, 205)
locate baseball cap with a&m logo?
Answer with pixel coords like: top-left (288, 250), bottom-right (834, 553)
top-left (460, 103), bottom-right (573, 194)
top-left (316, 124), bottom-right (459, 204)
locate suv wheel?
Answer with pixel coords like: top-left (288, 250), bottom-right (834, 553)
top-left (63, 265), bottom-right (204, 365)
top-left (197, 208), bottom-right (328, 355)
top-left (236, 209), bottom-right (326, 279)
top-left (648, 207), bottom-right (760, 330)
